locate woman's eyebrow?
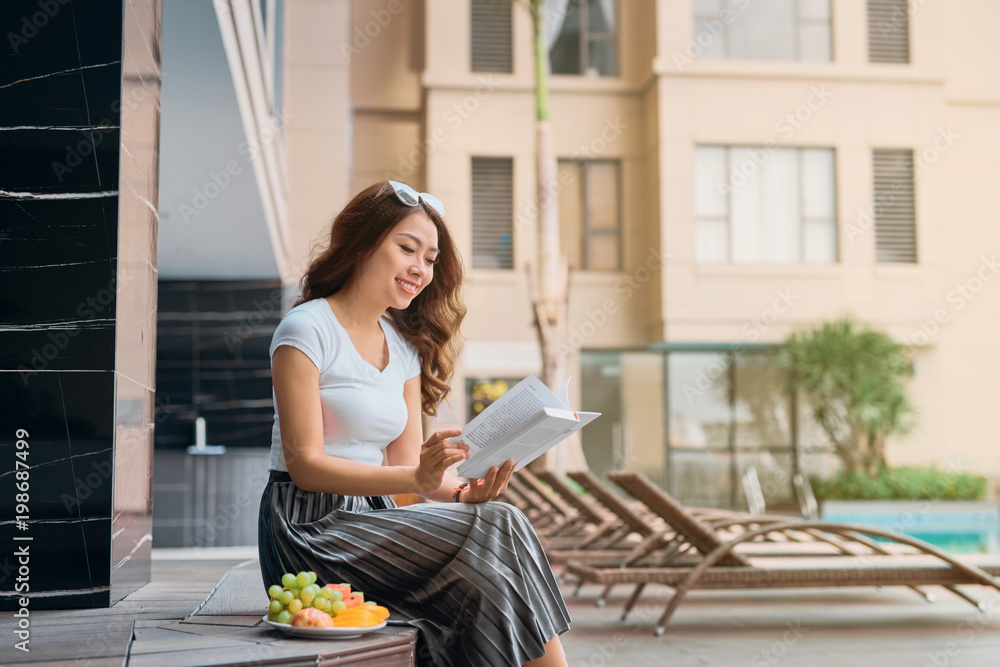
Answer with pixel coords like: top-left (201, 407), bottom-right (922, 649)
top-left (396, 232), bottom-right (439, 254)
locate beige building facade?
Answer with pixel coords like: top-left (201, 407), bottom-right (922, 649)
top-left (278, 0), bottom-right (1000, 506)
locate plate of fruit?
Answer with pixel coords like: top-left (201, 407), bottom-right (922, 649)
top-left (263, 570), bottom-right (390, 639)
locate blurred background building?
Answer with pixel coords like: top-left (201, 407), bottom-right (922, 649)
top-left (148, 0), bottom-right (1000, 545)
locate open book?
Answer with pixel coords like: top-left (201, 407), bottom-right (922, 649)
top-left (453, 375), bottom-right (601, 479)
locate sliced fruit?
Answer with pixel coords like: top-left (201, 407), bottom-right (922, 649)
top-left (368, 605), bottom-right (390, 621)
top-left (324, 583), bottom-right (351, 598)
top-left (342, 592), bottom-right (365, 609)
top-left (330, 607), bottom-right (383, 627)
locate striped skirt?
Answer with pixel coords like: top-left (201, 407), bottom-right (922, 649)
top-left (257, 470), bottom-right (572, 667)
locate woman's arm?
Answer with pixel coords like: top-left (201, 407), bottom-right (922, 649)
top-left (273, 345), bottom-right (465, 496)
top-left (386, 375), bottom-right (515, 503)
top-left (385, 375), bottom-right (465, 502)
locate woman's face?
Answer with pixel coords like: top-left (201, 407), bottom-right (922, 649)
top-left (363, 210), bottom-right (440, 310)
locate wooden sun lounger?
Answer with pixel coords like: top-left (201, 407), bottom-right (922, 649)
top-left (557, 471), bottom-right (909, 600)
top-left (564, 471), bottom-right (1000, 635)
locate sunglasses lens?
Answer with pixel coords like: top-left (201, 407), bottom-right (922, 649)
top-left (391, 181), bottom-right (420, 206)
top-left (421, 194), bottom-right (445, 217)
top-left (388, 181), bottom-right (445, 217)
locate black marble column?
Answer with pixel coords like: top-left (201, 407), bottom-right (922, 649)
top-left (0, 0), bottom-right (161, 610)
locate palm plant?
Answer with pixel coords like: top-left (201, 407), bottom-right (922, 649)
top-left (779, 318), bottom-right (915, 476)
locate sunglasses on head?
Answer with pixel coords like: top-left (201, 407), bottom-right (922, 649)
top-left (386, 180), bottom-right (446, 218)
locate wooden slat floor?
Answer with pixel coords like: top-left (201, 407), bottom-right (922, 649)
top-left (0, 556), bottom-right (416, 666)
top-left (6, 551), bottom-right (999, 666)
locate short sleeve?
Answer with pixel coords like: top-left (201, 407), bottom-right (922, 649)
top-left (405, 340), bottom-right (422, 381)
top-left (269, 308), bottom-right (327, 371)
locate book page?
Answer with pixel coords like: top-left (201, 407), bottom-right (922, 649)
top-left (454, 375), bottom-right (566, 453)
top-left (460, 390), bottom-right (546, 451)
top-left (457, 409), bottom-right (601, 479)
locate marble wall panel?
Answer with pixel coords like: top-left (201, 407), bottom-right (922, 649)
top-left (0, 0), bottom-right (161, 609)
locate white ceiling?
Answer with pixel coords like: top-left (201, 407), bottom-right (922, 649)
top-left (156, 0), bottom-right (279, 280)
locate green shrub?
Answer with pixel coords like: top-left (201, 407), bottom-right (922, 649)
top-left (810, 466), bottom-right (987, 501)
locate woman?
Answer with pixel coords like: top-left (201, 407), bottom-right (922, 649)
top-left (257, 181), bottom-right (571, 667)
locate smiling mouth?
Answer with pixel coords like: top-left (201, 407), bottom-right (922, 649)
top-left (396, 278), bottom-right (418, 294)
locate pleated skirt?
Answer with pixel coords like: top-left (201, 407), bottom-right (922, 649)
top-left (257, 470), bottom-right (572, 667)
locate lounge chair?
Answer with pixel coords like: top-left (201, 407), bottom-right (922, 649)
top-left (515, 468), bottom-right (582, 537)
top-left (565, 471), bottom-right (1000, 635)
top-left (561, 471), bottom-right (836, 562)
top-left (556, 471), bottom-right (903, 592)
top-left (534, 470), bottom-right (636, 551)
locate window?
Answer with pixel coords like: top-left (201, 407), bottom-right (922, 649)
top-left (695, 146), bottom-right (837, 264)
top-left (694, 0), bottom-right (831, 62)
top-left (873, 149), bottom-right (916, 262)
top-left (867, 0), bottom-right (909, 63)
top-left (466, 377), bottom-right (521, 422)
top-left (471, 157), bottom-right (514, 269)
top-left (558, 160), bottom-right (622, 271)
top-left (471, 0), bottom-right (513, 73)
top-left (549, 0), bottom-right (618, 76)
top-left (662, 349), bottom-right (836, 508)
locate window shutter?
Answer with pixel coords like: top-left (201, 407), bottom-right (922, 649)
top-left (868, 0), bottom-right (909, 63)
top-left (471, 0), bottom-right (512, 73)
top-left (873, 149), bottom-right (916, 263)
top-left (471, 157), bottom-right (514, 269)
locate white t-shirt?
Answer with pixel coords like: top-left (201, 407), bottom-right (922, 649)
top-left (267, 298), bottom-right (422, 472)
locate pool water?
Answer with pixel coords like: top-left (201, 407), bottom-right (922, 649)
top-left (820, 502), bottom-right (999, 555)
top-left (906, 530), bottom-right (999, 555)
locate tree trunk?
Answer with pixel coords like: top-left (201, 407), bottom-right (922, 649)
top-left (525, 0), bottom-right (589, 474)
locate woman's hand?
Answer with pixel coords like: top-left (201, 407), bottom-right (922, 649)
top-left (460, 459), bottom-right (515, 504)
top-left (414, 428), bottom-right (469, 493)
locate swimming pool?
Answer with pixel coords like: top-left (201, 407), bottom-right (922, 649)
top-left (820, 500), bottom-right (999, 555)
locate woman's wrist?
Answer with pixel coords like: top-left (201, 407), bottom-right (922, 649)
top-left (452, 482), bottom-right (469, 503)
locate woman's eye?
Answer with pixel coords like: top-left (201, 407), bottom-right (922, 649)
top-left (403, 245), bottom-right (437, 266)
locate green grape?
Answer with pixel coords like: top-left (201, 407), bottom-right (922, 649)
top-left (317, 587), bottom-right (333, 600)
top-left (268, 610), bottom-right (280, 622)
top-left (313, 597), bottom-right (330, 613)
top-left (306, 571), bottom-right (317, 585)
top-left (329, 590), bottom-right (343, 602)
top-left (268, 585), bottom-right (283, 599)
top-left (300, 588), bottom-right (316, 606)
top-left (276, 609), bottom-right (293, 625)
top-left (278, 590), bottom-right (294, 606)
top-left (330, 600), bottom-right (346, 616)
top-left (268, 599), bottom-right (284, 615)
top-left (288, 587), bottom-right (301, 599)
top-left (281, 573), bottom-right (297, 589)
top-left (295, 572), bottom-right (310, 588)
top-left (287, 599), bottom-right (303, 614)
top-left (305, 584), bottom-right (321, 597)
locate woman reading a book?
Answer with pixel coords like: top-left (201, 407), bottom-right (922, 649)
top-left (257, 181), bottom-right (571, 667)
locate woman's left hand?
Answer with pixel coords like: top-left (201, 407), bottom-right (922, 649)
top-left (461, 459), bottom-right (516, 503)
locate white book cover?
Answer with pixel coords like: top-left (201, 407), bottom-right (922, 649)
top-left (453, 375), bottom-right (601, 479)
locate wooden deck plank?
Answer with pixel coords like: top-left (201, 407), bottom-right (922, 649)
top-left (130, 627), bottom-right (263, 653)
top-left (179, 614), bottom-right (264, 627)
top-left (126, 641), bottom-right (329, 667)
top-left (14, 659), bottom-right (124, 667)
top-left (0, 625), bottom-right (133, 664)
top-left (193, 567), bottom-right (268, 616)
top-left (149, 621), bottom-right (254, 637)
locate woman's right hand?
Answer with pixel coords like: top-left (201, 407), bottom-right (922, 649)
top-left (414, 428), bottom-right (469, 493)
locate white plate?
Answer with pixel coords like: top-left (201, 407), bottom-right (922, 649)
top-left (261, 615), bottom-right (386, 639)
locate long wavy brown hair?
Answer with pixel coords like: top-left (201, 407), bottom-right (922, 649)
top-left (293, 182), bottom-right (466, 416)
